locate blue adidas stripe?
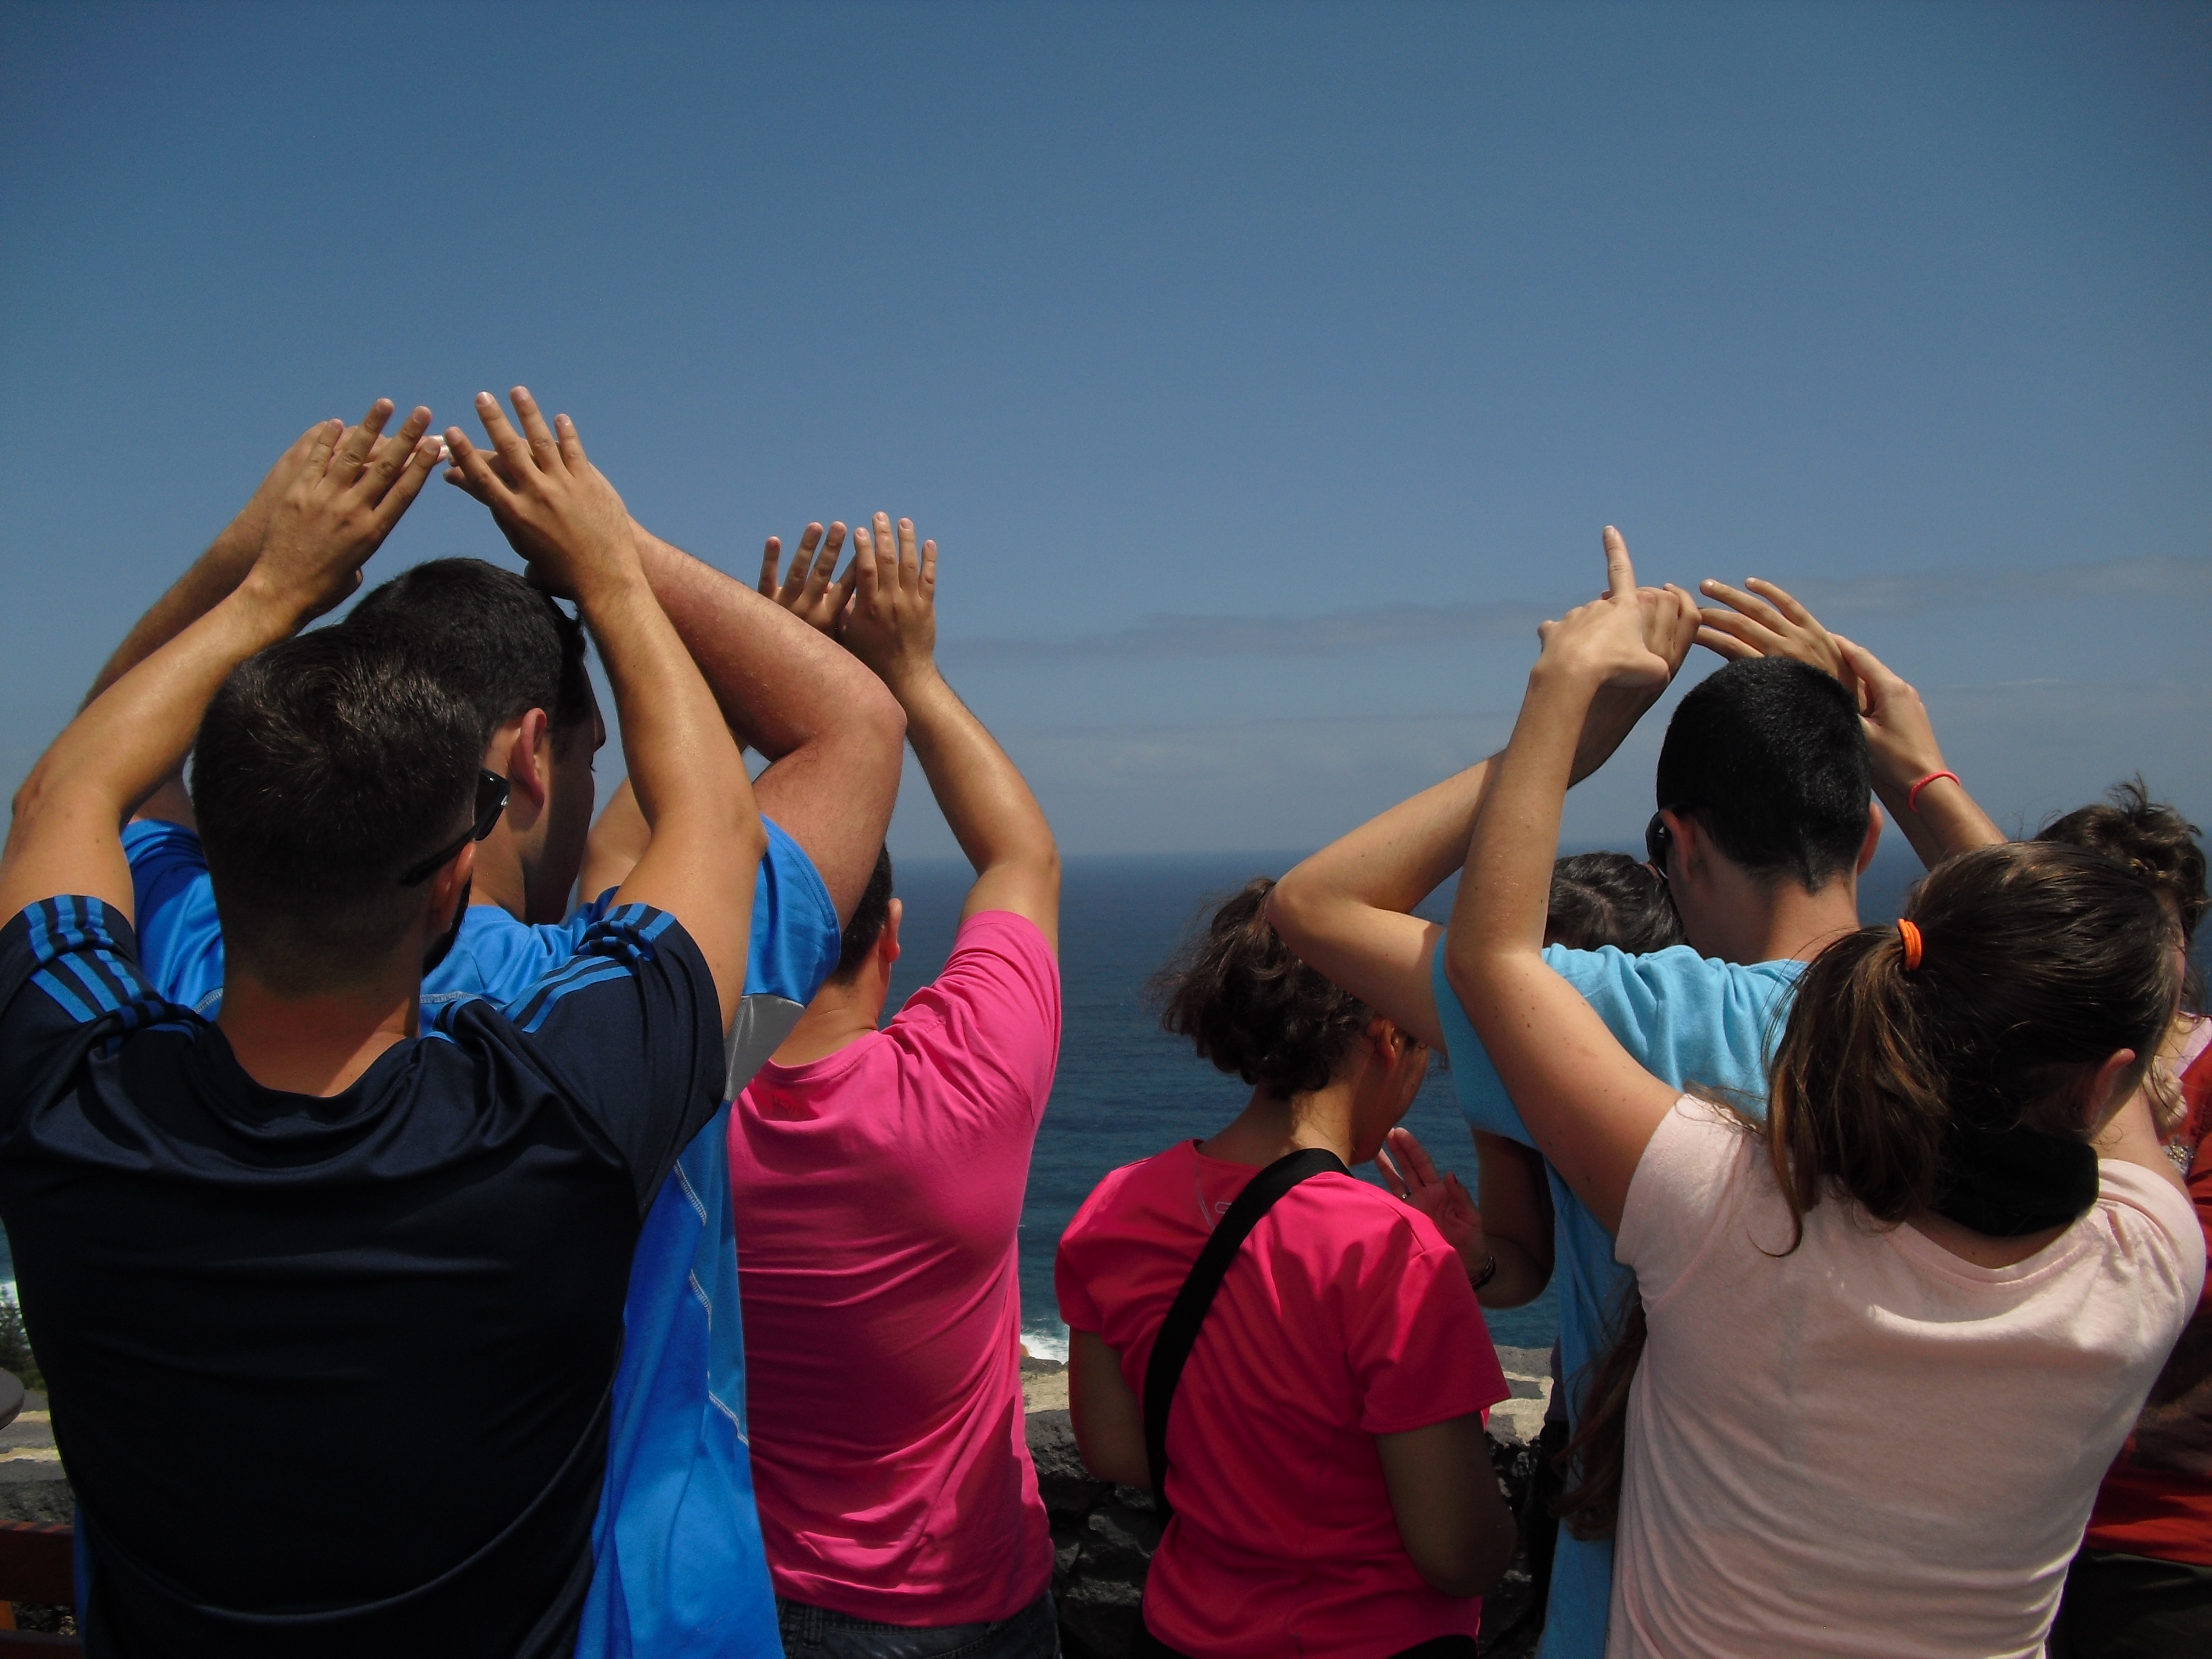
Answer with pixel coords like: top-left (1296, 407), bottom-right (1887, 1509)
top-left (518, 960), bottom-right (633, 1034)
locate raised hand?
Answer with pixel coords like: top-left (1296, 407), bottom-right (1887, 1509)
top-left (246, 400), bottom-right (440, 623)
top-left (1832, 634), bottom-right (1947, 789)
top-left (758, 521), bottom-right (854, 637)
top-left (444, 389), bottom-right (637, 602)
top-left (1537, 526), bottom-right (1674, 692)
top-left (841, 514), bottom-right (938, 692)
top-left (1695, 576), bottom-right (1848, 683)
top-left (1377, 1127), bottom-right (1490, 1280)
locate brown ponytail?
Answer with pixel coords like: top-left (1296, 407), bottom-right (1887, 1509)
top-left (1552, 841), bottom-right (2180, 1540)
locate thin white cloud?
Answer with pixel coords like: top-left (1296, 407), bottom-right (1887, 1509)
top-left (939, 554), bottom-right (2212, 666)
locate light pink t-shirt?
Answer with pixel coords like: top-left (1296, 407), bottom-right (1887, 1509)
top-left (731, 911), bottom-right (1059, 1624)
top-left (1056, 1140), bottom-right (1509, 1658)
top-left (1609, 1099), bottom-right (2205, 1659)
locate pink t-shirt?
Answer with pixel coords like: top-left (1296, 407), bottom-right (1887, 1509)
top-left (1056, 1139), bottom-right (1509, 1658)
top-left (731, 911), bottom-right (1059, 1624)
top-left (1609, 1099), bottom-right (2205, 1659)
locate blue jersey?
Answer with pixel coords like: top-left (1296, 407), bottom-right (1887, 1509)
top-left (121, 817), bottom-right (842, 1658)
top-left (1432, 943), bottom-right (1803, 1659)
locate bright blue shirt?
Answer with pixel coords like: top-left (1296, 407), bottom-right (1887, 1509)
top-left (1432, 943), bottom-right (1803, 1659)
top-left (121, 815), bottom-right (842, 1659)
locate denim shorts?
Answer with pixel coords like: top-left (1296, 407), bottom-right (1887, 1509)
top-left (776, 1590), bottom-right (1060, 1659)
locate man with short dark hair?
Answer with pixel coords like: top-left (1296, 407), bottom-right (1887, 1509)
top-left (0, 395), bottom-right (762, 1656)
top-left (1269, 531), bottom-right (2003, 1659)
top-left (85, 403), bottom-right (909, 1656)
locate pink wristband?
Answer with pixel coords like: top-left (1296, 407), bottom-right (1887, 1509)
top-left (1906, 769), bottom-right (1960, 814)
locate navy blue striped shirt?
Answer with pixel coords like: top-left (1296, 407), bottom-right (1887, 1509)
top-left (0, 896), bottom-right (726, 1658)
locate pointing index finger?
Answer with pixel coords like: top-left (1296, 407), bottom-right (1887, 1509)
top-left (1602, 525), bottom-right (1636, 600)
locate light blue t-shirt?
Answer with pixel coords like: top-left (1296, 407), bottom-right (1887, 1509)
top-left (1432, 942), bottom-right (1803, 1659)
top-left (121, 813), bottom-right (842, 1659)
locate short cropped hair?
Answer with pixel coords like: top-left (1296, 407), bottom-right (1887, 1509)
top-left (192, 629), bottom-right (483, 994)
top-left (1153, 876), bottom-right (1372, 1100)
top-left (1655, 659), bottom-right (1871, 893)
top-left (830, 846), bottom-right (896, 983)
top-left (345, 558), bottom-right (593, 740)
top-left (1549, 853), bottom-right (1684, 954)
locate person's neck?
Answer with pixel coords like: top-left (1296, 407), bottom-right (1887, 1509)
top-left (769, 977), bottom-right (887, 1067)
top-left (217, 970), bottom-right (418, 1098)
top-left (466, 828), bottom-right (529, 918)
top-left (1700, 875), bottom-right (1862, 965)
top-left (1199, 1082), bottom-right (1356, 1168)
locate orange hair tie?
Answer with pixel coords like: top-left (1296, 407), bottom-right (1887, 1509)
top-left (1897, 919), bottom-right (1924, 971)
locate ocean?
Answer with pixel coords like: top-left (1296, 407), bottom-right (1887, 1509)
top-left (0, 840), bottom-right (1945, 1359)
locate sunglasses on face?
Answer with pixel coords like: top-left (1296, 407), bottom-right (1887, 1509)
top-left (399, 771), bottom-right (511, 887)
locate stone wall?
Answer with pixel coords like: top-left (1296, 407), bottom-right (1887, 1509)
top-left (1025, 1346), bottom-right (1555, 1659)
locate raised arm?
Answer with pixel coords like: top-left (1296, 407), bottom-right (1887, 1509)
top-left (445, 390), bottom-right (762, 1031)
top-left (626, 519), bottom-right (903, 922)
top-left (1695, 577), bottom-right (2004, 866)
top-left (444, 478), bottom-right (903, 925)
top-left (82, 421), bottom-right (370, 827)
top-left (2, 405), bottom-right (440, 921)
top-left (1269, 577), bottom-right (1698, 1050)
top-left (840, 515), bottom-right (1060, 949)
top-left (1445, 531), bottom-right (1684, 1235)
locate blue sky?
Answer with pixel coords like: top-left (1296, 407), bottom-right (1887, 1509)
top-left (2, 1), bottom-right (2205, 860)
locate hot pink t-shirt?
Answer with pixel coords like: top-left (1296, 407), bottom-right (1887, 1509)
top-left (731, 911), bottom-right (1059, 1624)
top-left (1056, 1139), bottom-right (1509, 1658)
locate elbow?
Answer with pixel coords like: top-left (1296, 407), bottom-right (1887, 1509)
top-left (1264, 868), bottom-right (1321, 956)
top-left (1407, 1517), bottom-right (1517, 1601)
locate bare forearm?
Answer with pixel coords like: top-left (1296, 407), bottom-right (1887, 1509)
top-left (583, 575), bottom-right (749, 844)
top-left (897, 668), bottom-right (1053, 878)
top-left (5, 585), bottom-right (303, 919)
top-left (632, 520), bottom-right (899, 759)
top-left (1480, 1238), bottom-right (1552, 1309)
top-left (84, 531), bottom-right (261, 709)
top-left (1875, 774), bottom-right (2006, 868)
top-left (632, 520), bottom-right (903, 920)
top-left (1450, 670), bottom-right (1584, 974)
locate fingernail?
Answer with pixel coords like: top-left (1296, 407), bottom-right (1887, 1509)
top-left (476, 392), bottom-right (494, 405)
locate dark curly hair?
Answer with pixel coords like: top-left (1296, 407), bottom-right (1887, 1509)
top-left (1151, 877), bottom-right (1373, 1099)
top-left (2039, 778), bottom-right (2205, 1013)
top-left (1548, 853), bottom-right (1684, 954)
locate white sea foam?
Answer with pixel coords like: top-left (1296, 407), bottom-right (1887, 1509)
top-left (1021, 1319), bottom-right (1069, 1364)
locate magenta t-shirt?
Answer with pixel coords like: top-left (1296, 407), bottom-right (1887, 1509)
top-left (1056, 1141), bottom-right (1509, 1657)
top-left (731, 911), bottom-right (1060, 1623)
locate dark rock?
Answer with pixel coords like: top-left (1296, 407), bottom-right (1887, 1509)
top-left (1020, 1353), bottom-right (1067, 1375)
top-left (1027, 1409), bottom-right (1112, 1518)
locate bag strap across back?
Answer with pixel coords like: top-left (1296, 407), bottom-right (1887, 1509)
top-left (1141, 1145), bottom-right (1349, 1516)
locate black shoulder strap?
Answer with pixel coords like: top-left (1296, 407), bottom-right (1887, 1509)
top-left (1142, 1146), bottom-right (1349, 1516)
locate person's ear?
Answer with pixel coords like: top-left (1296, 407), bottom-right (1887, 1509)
top-left (1856, 803), bottom-right (1885, 876)
top-left (425, 840), bottom-right (477, 929)
top-left (2082, 1046), bottom-right (2144, 1130)
top-left (1663, 808), bottom-right (1701, 881)
top-left (877, 897), bottom-right (903, 970)
top-left (505, 708), bottom-right (553, 811)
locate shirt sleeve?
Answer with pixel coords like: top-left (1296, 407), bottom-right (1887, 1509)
top-left (888, 911), bottom-right (1062, 1135)
top-left (744, 816), bottom-right (842, 1007)
top-left (2096, 1159), bottom-right (2211, 1338)
top-left (487, 903), bottom-right (729, 1213)
top-left (1615, 1098), bottom-right (1757, 1304)
top-left (1433, 943), bottom-right (1791, 1145)
top-left (119, 820), bottom-right (227, 1014)
top-left (0, 898), bottom-right (167, 1144)
top-left (1337, 1198), bottom-right (1510, 1435)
